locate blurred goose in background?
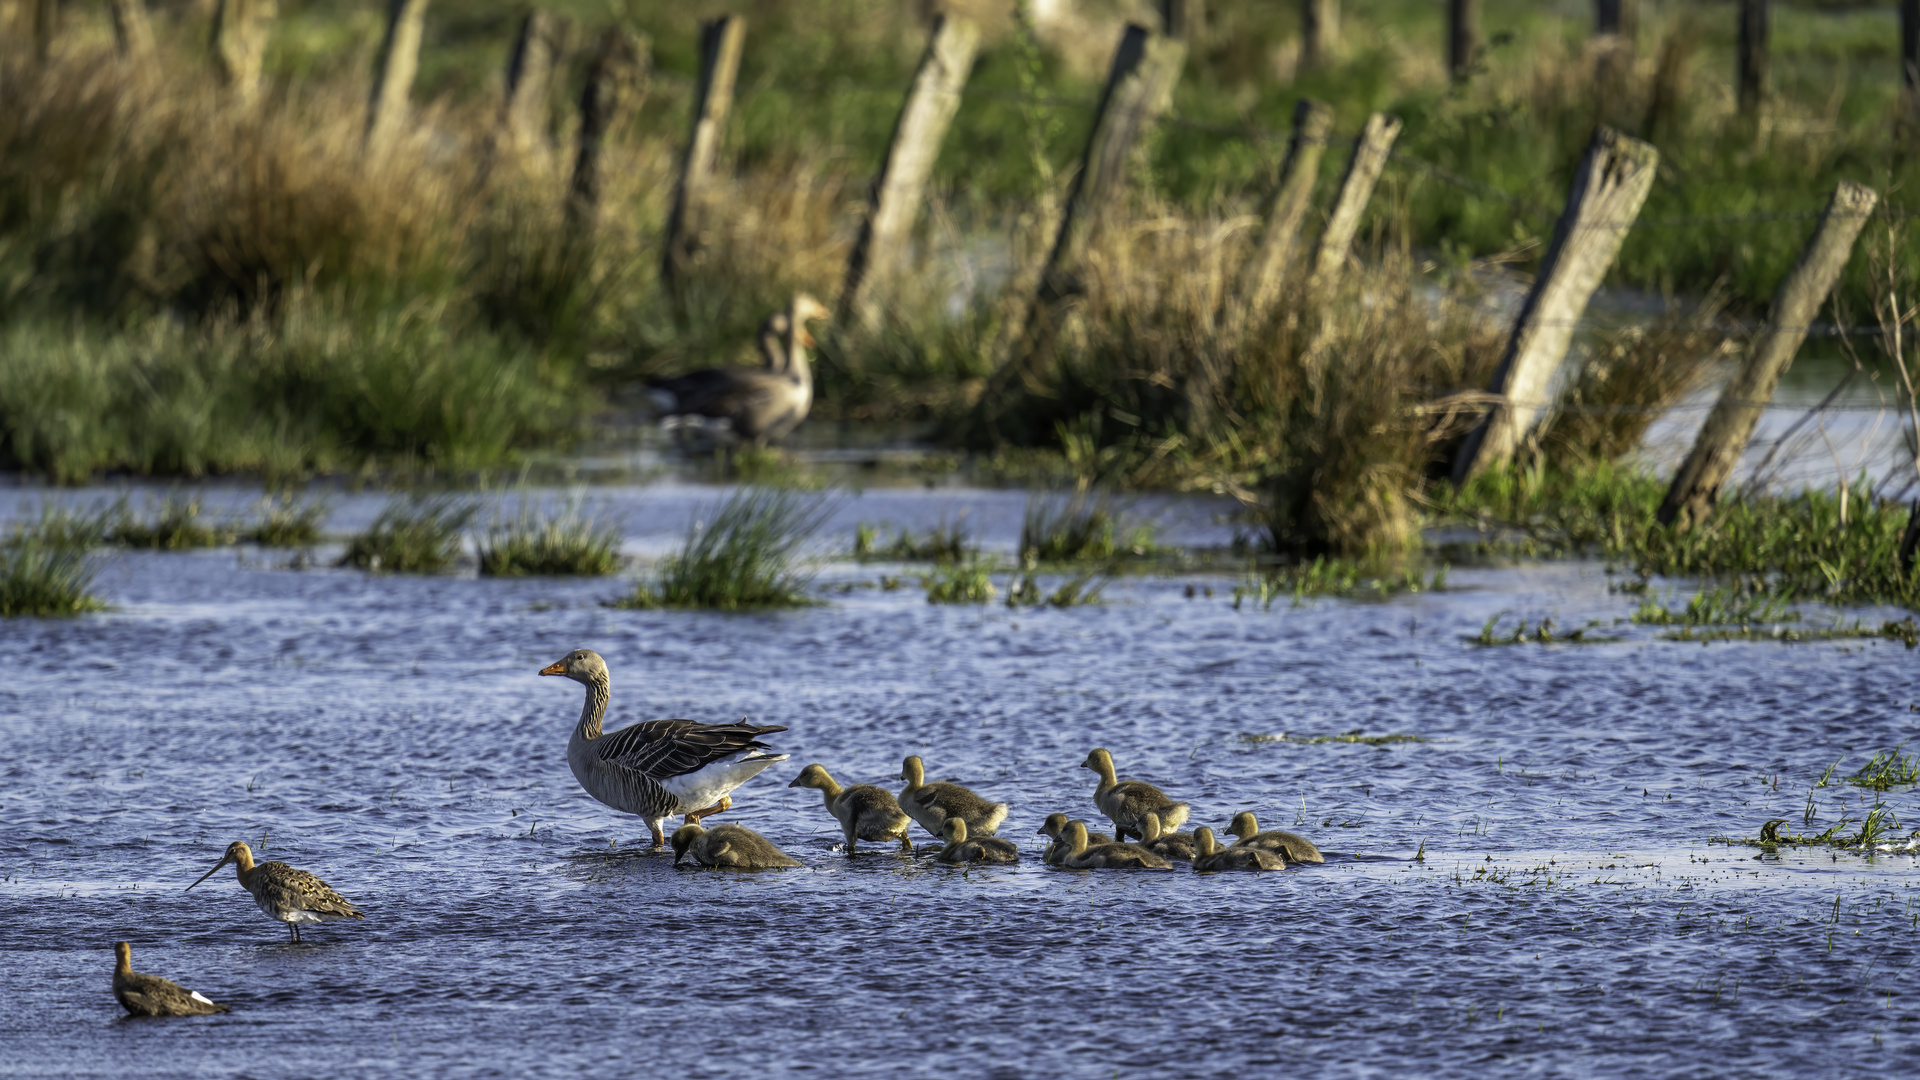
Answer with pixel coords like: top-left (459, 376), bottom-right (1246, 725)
top-left (789, 763), bottom-right (913, 854)
top-left (1081, 748), bottom-right (1189, 842)
top-left (1137, 811), bottom-right (1196, 863)
top-left (936, 817), bottom-right (1019, 865)
top-left (1038, 813), bottom-right (1112, 866)
top-left (112, 943), bottom-right (228, 1017)
top-left (647, 293), bottom-right (831, 446)
top-left (1194, 827), bottom-right (1287, 873)
top-left (185, 841), bottom-right (363, 943)
top-left (540, 649), bottom-right (789, 848)
top-left (899, 755), bottom-right (1009, 841)
top-left (1224, 812), bottom-right (1324, 864)
top-left (671, 823), bottom-right (801, 869)
top-left (1059, 820), bottom-right (1172, 870)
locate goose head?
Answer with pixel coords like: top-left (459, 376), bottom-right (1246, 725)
top-left (1225, 811), bottom-right (1259, 841)
top-left (114, 941), bottom-right (133, 973)
top-left (942, 817), bottom-right (969, 844)
top-left (787, 763), bottom-right (836, 791)
top-left (1080, 748), bottom-right (1115, 781)
top-left (539, 648), bottom-right (608, 685)
top-left (788, 293), bottom-right (831, 350)
top-left (670, 824), bottom-right (706, 866)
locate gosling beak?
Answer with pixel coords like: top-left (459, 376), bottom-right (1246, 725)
top-left (185, 856), bottom-right (231, 891)
top-left (786, 776), bottom-right (803, 788)
top-left (539, 660), bottom-right (567, 677)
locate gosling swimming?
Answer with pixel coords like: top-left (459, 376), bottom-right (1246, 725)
top-left (1137, 810), bottom-right (1196, 863)
top-left (1194, 826), bottom-right (1286, 873)
top-left (1059, 820), bottom-right (1172, 870)
top-left (1081, 748), bottom-right (1189, 842)
top-left (1224, 811), bottom-right (1324, 863)
top-left (1038, 813), bottom-right (1112, 866)
top-left (789, 763), bottom-right (913, 854)
top-left (936, 817), bottom-right (1020, 865)
top-left (898, 755), bottom-right (1010, 841)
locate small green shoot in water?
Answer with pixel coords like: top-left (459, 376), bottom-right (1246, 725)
top-left (1469, 613), bottom-right (1619, 645)
top-left (340, 495), bottom-right (477, 574)
top-left (1846, 742), bottom-right (1919, 791)
top-left (478, 497), bottom-right (622, 577)
top-left (923, 563), bottom-right (995, 604)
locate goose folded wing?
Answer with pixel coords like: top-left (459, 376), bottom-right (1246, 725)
top-left (593, 719), bottom-right (789, 779)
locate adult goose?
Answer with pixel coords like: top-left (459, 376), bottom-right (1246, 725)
top-left (898, 755), bottom-right (1009, 841)
top-left (1081, 748), bottom-right (1189, 842)
top-left (185, 841), bottom-right (363, 943)
top-left (540, 649), bottom-right (789, 848)
top-left (1224, 812), bottom-right (1324, 864)
top-left (1058, 820), bottom-right (1172, 870)
top-left (647, 294), bottom-right (831, 446)
top-left (789, 763), bottom-right (913, 854)
top-left (936, 818), bottom-right (1019, 865)
top-left (1037, 813), bottom-right (1111, 866)
top-left (112, 943), bottom-right (229, 1017)
top-left (1194, 827), bottom-right (1287, 873)
top-left (670, 823), bottom-right (801, 869)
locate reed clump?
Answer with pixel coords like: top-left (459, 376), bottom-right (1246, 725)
top-left (478, 500), bottom-right (623, 577)
top-left (855, 519), bottom-right (973, 562)
top-left (924, 562), bottom-right (995, 604)
top-left (339, 495), bottom-right (477, 574)
top-left (614, 488), bottom-right (827, 610)
top-left (0, 506), bottom-right (110, 616)
top-left (245, 494), bottom-right (328, 547)
top-left (110, 493), bottom-right (236, 549)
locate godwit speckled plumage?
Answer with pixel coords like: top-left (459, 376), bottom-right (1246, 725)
top-left (112, 942), bottom-right (229, 1017)
top-left (186, 841), bottom-right (363, 942)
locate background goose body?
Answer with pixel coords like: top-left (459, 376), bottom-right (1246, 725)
top-left (542, 649), bottom-right (788, 848)
top-left (112, 943), bottom-right (228, 1017)
top-left (647, 295), bottom-right (830, 446)
top-left (899, 755), bottom-right (1009, 839)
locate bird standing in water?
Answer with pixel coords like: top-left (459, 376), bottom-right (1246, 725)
top-left (185, 841), bottom-right (364, 943)
top-left (112, 942), bottom-right (229, 1017)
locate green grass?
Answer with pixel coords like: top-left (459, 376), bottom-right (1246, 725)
top-left (339, 495), bottom-right (477, 574)
top-left (1019, 492), bottom-right (1156, 565)
top-left (855, 519), bottom-right (973, 562)
top-left (1847, 743), bottom-right (1920, 791)
top-left (1004, 570), bottom-right (1106, 608)
top-left (923, 562), bottom-right (996, 604)
top-left (0, 506), bottom-right (109, 616)
top-left (245, 494), bottom-right (329, 547)
top-left (110, 493), bottom-right (237, 549)
top-left (1232, 558), bottom-right (1447, 610)
top-left (613, 488), bottom-right (828, 610)
top-left (1631, 587), bottom-right (1796, 626)
top-left (1467, 613), bottom-right (1623, 646)
top-left (478, 500), bottom-right (623, 577)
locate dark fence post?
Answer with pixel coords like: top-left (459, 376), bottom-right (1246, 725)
top-left (1448, 0), bottom-right (1480, 82)
top-left (1229, 98), bottom-right (1333, 333)
top-left (566, 27), bottom-right (648, 243)
top-left (1737, 0), bottom-right (1769, 117)
top-left (662, 15), bottom-right (746, 298)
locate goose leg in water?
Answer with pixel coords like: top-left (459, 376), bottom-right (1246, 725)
top-left (684, 795), bottom-right (733, 826)
top-left (650, 826), bottom-right (667, 849)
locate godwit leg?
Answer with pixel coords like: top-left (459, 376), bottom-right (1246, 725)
top-left (684, 795), bottom-right (733, 826)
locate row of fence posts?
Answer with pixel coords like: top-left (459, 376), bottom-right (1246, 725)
top-left (12, 1), bottom-right (1915, 550)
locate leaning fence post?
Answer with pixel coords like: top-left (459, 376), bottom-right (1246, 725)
top-left (1737, 0), bottom-right (1768, 117)
top-left (838, 14), bottom-right (980, 329)
top-left (1230, 98), bottom-right (1333, 331)
top-left (662, 14), bottom-right (746, 296)
top-left (31, 0), bottom-right (55, 62)
top-left (566, 27), bottom-right (649, 243)
top-left (1308, 112), bottom-right (1400, 291)
top-left (1596, 0), bottom-right (1635, 38)
top-left (364, 0), bottom-right (429, 156)
top-left (1451, 127), bottom-right (1660, 483)
top-left (212, 0), bottom-right (275, 105)
top-left (494, 11), bottom-right (567, 178)
top-left (1657, 182), bottom-right (1877, 530)
top-left (1448, 0), bottom-right (1480, 82)
top-left (110, 0), bottom-right (156, 61)
top-left (1299, 0), bottom-right (1337, 69)
top-left (1903, 0), bottom-right (1920, 126)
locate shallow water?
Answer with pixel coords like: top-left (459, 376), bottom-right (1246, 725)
top-left (2, 484), bottom-right (1917, 1078)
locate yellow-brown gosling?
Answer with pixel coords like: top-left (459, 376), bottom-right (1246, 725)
top-left (1224, 811), bottom-right (1324, 864)
top-left (1059, 820), bottom-right (1173, 870)
top-left (1193, 827), bottom-right (1287, 873)
top-left (1137, 811), bottom-right (1196, 863)
top-left (935, 817), bottom-right (1019, 865)
top-left (1037, 813), bottom-right (1112, 866)
top-left (185, 841), bottom-right (363, 943)
top-left (1081, 748), bottom-right (1190, 842)
top-left (112, 943), bottom-right (228, 1017)
top-left (670, 823), bottom-right (802, 869)
top-left (788, 763), bottom-right (912, 854)
top-left (899, 755), bottom-right (1010, 841)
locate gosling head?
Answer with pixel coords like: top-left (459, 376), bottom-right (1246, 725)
top-left (669, 824), bottom-right (705, 866)
top-left (1037, 812), bottom-right (1070, 839)
top-left (943, 818), bottom-right (968, 844)
top-left (1194, 826), bottom-right (1219, 856)
top-left (1064, 820), bottom-right (1091, 852)
top-left (1226, 811), bottom-right (1259, 840)
top-left (539, 648), bottom-right (608, 684)
top-left (1139, 811), bottom-right (1164, 843)
top-left (900, 756), bottom-right (925, 783)
top-left (1081, 748), bottom-right (1113, 774)
top-left (113, 941), bottom-right (132, 972)
top-left (788, 763), bottom-right (834, 790)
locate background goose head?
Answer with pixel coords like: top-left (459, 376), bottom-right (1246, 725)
top-left (788, 293), bottom-right (830, 350)
top-left (539, 648), bottom-right (609, 685)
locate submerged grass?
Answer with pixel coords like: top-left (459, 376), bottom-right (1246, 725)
top-left (1658, 620), bottom-right (1918, 647)
top-left (1019, 492), bottom-right (1156, 565)
top-left (478, 500), bottom-right (623, 577)
top-left (1631, 587), bottom-right (1797, 626)
top-left (110, 493), bottom-right (236, 549)
top-left (339, 495), bottom-right (477, 574)
top-left (1467, 614), bottom-right (1623, 646)
top-left (0, 506), bottom-right (110, 616)
top-left (614, 488), bottom-right (828, 610)
top-left (244, 494), bottom-right (329, 547)
top-left (1005, 570), bottom-right (1107, 609)
top-left (1849, 743), bottom-right (1920, 791)
top-left (924, 563), bottom-right (995, 604)
top-left (856, 518), bottom-right (973, 562)
top-left (1233, 558), bottom-right (1448, 610)
top-left (1241, 730), bottom-right (1428, 747)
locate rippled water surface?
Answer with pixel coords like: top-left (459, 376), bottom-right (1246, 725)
top-left (2, 483), bottom-right (1917, 1078)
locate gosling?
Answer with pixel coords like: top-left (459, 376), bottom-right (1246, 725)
top-left (670, 823), bottom-right (801, 869)
top-left (112, 942), bottom-right (229, 1017)
top-left (788, 763), bottom-right (912, 854)
top-left (936, 817), bottom-right (1020, 865)
top-left (1081, 748), bottom-right (1189, 842)
top-left (899, 755), bottom-right (1010, 841)
top-left (1224, 811), bottom-right (1324, 864)
top-left (1038, 813), bottom-right (1112, 866)
top-left (1137, 810), bottom-right (1196, 863)
top-left (1193, 827), bottom-right (1286, 873)
top-left (1059, 820), bottom-right (1172, 870)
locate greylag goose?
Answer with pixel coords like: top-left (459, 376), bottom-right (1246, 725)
top-left (788, 763), bottom-right (913, 854)
top-left (1038, 813), bottom-right (1112, 866)
top-left (1194, 826), bottom-right (1287, 872)
top-left (647, 293), bottom-right (831, 446)
top-left (112, 943), bottom-right (228, 1016)
top-left (1081, 748), bottom-right (1189, 842)
top-left (540, 649), bottom-right (789, 848)
top-left (899, 755), bottom-right (1009, 840)
top-left (670, 823), bottom-right (801, 869)
top-left (185, 841), bottom-right (363, 943)
top-left (1224, 812), bottom-right (1324, 864)
top-left (1059, 820), bottom-right (1172, 870)
top-left (1137, 811), bottom-right (1196, 863)
top-left (936, 817), bottom-right (1020, 865)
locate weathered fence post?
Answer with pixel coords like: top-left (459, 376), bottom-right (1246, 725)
top-left (978, 22), bottom-right (1187, 430)
top-left (1158, 0), bottom-right (1202, 40)
top-left (364, 0), bottom-right (429, 156)
top-left (838, 14), bottom-right (980, 329)
top-left (1300, 0), bottom-right (1337, 70)
top-left (1596, 0), bottom-right (1635, 39)
top-left (495, 11), bottom-right (567, 176)
top-left (110, 0), bottom-right (156, 60)
top-left (1737, 0), bottom-right (1768, 117)
top-left (662, 15), bottom-right (746, 295)
top-left (1657, 181), bottom-right (1877, 530)
top-left (212, 0), bottom-right (276, 105)
top-left (567, 27), bottom-right (649, 241)
top-left (1308, 112), bottom-right (1400, 291)
top-left (1903, 0), bottom-right (1920, 121)
top-left (1451, 127), bottom-right (1660, 482)
top-left (31, 0), bottom-right (54, 61)
top-left (1448, 0), bottom-right (1480, 82)
top-left (1230, 98), bottom-right (1333, 331)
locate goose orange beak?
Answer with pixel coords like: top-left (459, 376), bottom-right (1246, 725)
top-left (539, 660), bottom-right (567, 677)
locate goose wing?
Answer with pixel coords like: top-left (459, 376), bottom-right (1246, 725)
top-left (650, 369), bottom-right (785, 418)
top-left (594, 719), bottom-right (788, 781)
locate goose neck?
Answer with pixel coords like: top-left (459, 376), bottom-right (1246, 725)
top-left (575, 674), bottom-right (611, 741)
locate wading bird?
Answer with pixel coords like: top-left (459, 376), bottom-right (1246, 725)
top-left (898, 755), bottom-right (1009, 841)
top-left (1081, 748), bottom-right (1190, 842)
top-left (1224, 811), bottom-right (1324, 864)
top-left (788, 763), bottom-right (912, 854)
top-left (541, 649), bottom-right (789, 848)
top-left (185, 841), bottom-right (363, 943)
top-left (647, 294), bottom-right (832, 446)
top-left (112, 942), bottom-right (229, 1017)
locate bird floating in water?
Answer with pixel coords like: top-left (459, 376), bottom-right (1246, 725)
top-left (541, 648), bottom-right (790, 848)
top-left (788, 763), bottom-right (912, 854)
top-left (671, 823), bottom-right (801, 869)
top-left (647, 293), bottom-right (832, 447)
top-left (935, 817), bottom-right (1019, 865)
top-left (1038, 812), bottom-right (1112, 866)
top-left (898, 755), bottom-right (1009, 841)
top-left (1081, 748), bottom-right (1190, 842)
top-left (1194, 827), bottom-right (1286, 873)
top-left (185, 841), bottom-right (363, 943)
top-left (1224, 811), bottom-right (1323, 863)
top-left (112, 942), bottom-right (229, 1017)
top-left (1057, 819), bottom-right (1172, 870)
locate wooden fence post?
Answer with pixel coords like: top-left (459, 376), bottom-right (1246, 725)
top-left (1308, 112), bottom-right (1400, 291)
top-left (1596, 0), bottom-right (1635, 39)
top-left (1230, 98), bottom-right (1333, 331)
top-left (1451, 127), bottom-right (1660, 482)
top-left (567, 27), bottom-right (649, 241)
top-left (496, 11), bottom-right (566, 176)
top-left (1903, 0), bottom-right (1920, 122)
top-left (838, 14), bottom-right (980, 329)
top-left (1448, 0), bottom-right (1480, 82)
top-left (364, 0), bottom-right (429, 156)
top-left (1657, 181), bottom-right (1877, 529)
top-left (1300, 0), bottom-right (1337, 69)
top-left (1737, 0), bottom-right (1768, 117)
top-left (977, 22), bottom-right (1187, 429)
top-left (212, 0), bottom-right (276, 105)
top-left (662, 14), bottom-right (746, 294)
top-left (110, 0), bottom-right (156, 60)
top-left (31, 0), bottom-right (54, 62)
top-left (1158, 0), bottom-right (1202, 40)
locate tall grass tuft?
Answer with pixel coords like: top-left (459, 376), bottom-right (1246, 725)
top-left (245, 494), bottom-right (329, 547)
top-left (111, 493), bottom-right (236, 549)
top-left (614, 488), bottom-right (828, 610)
top-left (478, 499), bottom-right (623, 577)
top-left (924, 563), bottom-right (995, 604)
top-left (1019, 491), bottom-right (1156, 564)
top-left (1, 506), bottom-right (111, 617)
top-left (855, 518), bottom-right (973, 562)
top-left (339, 496), bottom-right (477, 574)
